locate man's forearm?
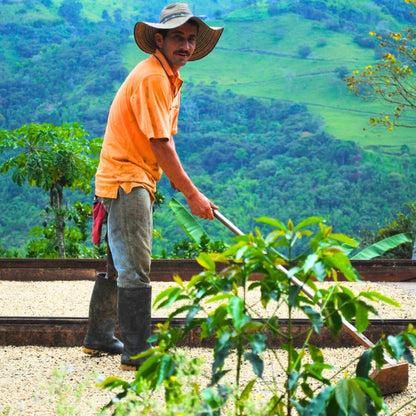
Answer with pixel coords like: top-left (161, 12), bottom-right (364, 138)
top-left (151, 138), bottom-right (217, 220)
top-left (150, 138), bottom-right (198, 198)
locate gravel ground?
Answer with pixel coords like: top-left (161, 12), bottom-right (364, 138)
top-left (0, 280), bottom-right (415, 415)
top-left (1, 280), bottom-right (415, 319)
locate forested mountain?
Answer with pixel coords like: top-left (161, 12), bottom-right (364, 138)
top-left (153, 86), bottom-right (416, 255)
top-left (1, 0), bottom-right (416, 256)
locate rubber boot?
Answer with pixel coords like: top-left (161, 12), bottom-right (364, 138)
top-left (82, 272), bottom-right (123, 355)
top-left (118, 285), bottom-right (152, 370)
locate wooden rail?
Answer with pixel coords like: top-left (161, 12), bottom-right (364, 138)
top-left (1, 258), bottom-right (416, 282)
top-left (1, 258), bottom-right (415, 347)
top-left (1, 317), bottom-right (414, 349)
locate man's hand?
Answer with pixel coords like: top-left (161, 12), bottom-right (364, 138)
top-left (186, 190), bottom-right (218, 220)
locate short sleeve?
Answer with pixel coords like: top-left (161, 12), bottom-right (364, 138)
top-left (130, 74), bottom-right (173, 140)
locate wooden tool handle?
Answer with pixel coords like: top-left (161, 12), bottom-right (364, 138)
top-left (213, 210), bottom-right (395, 364)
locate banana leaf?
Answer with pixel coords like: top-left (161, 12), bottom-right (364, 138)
top-left (168, 198), bottom-right (209, 243)
top-left (351, 233), bottom-right (412, 260)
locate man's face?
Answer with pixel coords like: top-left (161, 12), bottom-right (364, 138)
top-left (155, 22), bottom-right (197, 71)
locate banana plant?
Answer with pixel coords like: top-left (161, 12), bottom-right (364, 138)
top-left (168, 198), bottom-right (210, 243)
top-left (168, 197), bottom-right (412, 260)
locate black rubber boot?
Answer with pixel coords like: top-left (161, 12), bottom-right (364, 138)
top-left (118, 285), bottom-right (152, 370)
top-left (83, 272), bottom-right (123, 355)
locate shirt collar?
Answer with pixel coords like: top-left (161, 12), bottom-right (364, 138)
top-left (153, 50), bottom-right (183, 93)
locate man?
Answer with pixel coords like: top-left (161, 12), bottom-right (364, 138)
top-left (83, 3), bottom-right (224, 370)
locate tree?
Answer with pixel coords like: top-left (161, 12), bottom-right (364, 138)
top-left (0, 122), bottom-right (101, 258)
top-left (58, 0), bottom-right (83, 24)
top-left (344, 0), bottom-right (416, 130)
top-left (100, 215), bottom-right (415, 414)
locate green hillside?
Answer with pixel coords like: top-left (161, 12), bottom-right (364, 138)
top-left (1, 0), bottom-right (416, 256)
top-left (2, 0), bottom-right (415, 146)
top-left (119, 2), bottom-right (416, 149)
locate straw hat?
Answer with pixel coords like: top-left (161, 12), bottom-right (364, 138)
top-left (134, 3), bottom-right (224, 61)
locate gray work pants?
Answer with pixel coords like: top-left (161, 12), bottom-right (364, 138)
top-left (102, 187), bottom-right (153, 288)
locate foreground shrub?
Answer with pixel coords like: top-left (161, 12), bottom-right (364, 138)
top-left (100, 217), bottom-right (416, 415)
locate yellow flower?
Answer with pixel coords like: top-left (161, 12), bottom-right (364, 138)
top-left (170, 375), bottom-right (177, 382)
top-left (369, 31), bottom-right (377, 36)
top-left (385, 53), bottom-right (396, 63)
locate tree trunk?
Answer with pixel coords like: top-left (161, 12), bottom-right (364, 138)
top-left (50, 182), bottom-right (66, 258)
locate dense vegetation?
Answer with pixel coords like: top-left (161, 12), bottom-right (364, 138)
top-left (1, 0), bottom-right (416, 256)
top-left (153, 86), bottom-right (416, 256)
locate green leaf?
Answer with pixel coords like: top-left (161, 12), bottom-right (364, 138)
top-left (239, 378), bottom-right (257, 401)
top-left (168, 197), bottom-right (209, 243)
top-left (197, 252), bottom-right (216, 271)
top-left (355, 301), bottom-right (369, 333)
top-left (248, 333), bottom-right (267, 354)
top-left (372, 344), bottom-right (385, 369)
top-left (166, 303), bottom-right (201, 324)
top-left (330, 233), bottom-right (358, 247)
top-left (172, 274), bottom-right (184, 288)
top-left (356, 349), bottom-right (373, 378)
top-left (349, 379), bottom-right (367, 415)
top-left (359, 291), bottom-right (401, 308)
top-left (153, 287), bottom-right (184, 309)
top-left (135, 353), bottom-right (164, 386)
top-left (302, 386), bottom-right (334, 416)
top-left (294, 216), bottom-right (323, 231)
top-left (255, 216), bottom-right (287, 231)
top-left (185, 304), bottom-right (202, 325)
top-left (387, 334), bottom-right (407, 360)
top-left (228, 296), bottom-right (245, 330)
top-left (335, 378), bottom-right (349, 414)
top-left (288, 371), bottom-right (301, 391)
top-left (335, 292), bottom-right (356, 322)
top-left (354, 378), bottom-right (386, 412)
top-left (303, 362), bottom-right (333, 381)
top-left (308, 344), bottom-right (324, 364)
top-left (289, 284), bottom-right (302, 307)
top-left (351, 233), bottom-right (412, 260)
top-left (303, 253), bottom-right (319, 274)
top-left (324, 252), bottom-right (357, 282)
top-left (323, 301), bottom-right (343, 337)
top-left (302, 305), bottom-right (323, 334)
top-left (205, 293), bottom-right (233, 304)
top-left (97, 376), bottom-right (130, 390)
top-left (406, 331), bottom-right (416, 347)
top-left (245, 352), bottom-right (264, 377)
top-left (301, 381), bottom-right (314, 398)
top-left (312, 261), bottom-right (327, 281)
top-left (209, 305), bottom-right (229, 332)
top-left (213, 332), bottom-right (231, 372)
top-left (403, 347), bottom-right (415, 365)
top-left (156, 355), bottom-right (175, 386)
top-left (241, 320), bottom-right (264, 335)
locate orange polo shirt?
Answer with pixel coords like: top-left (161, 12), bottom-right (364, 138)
top-left (95, 50), bottom-right (183, 201)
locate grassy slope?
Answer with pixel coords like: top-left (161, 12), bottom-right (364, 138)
top-left (2, 0), bottom-right (415, 150)
top-left (122, 4), bottom-right (416, 151)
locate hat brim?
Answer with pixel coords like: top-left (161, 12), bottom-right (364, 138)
top-left (134, 16), bottom-right (223, 61)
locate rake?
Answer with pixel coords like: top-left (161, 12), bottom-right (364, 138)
top-left (213, 210), bottom-right (409, 395)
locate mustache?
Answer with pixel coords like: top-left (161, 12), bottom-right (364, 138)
top-left (174, 49), bottom-right (191, 57)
